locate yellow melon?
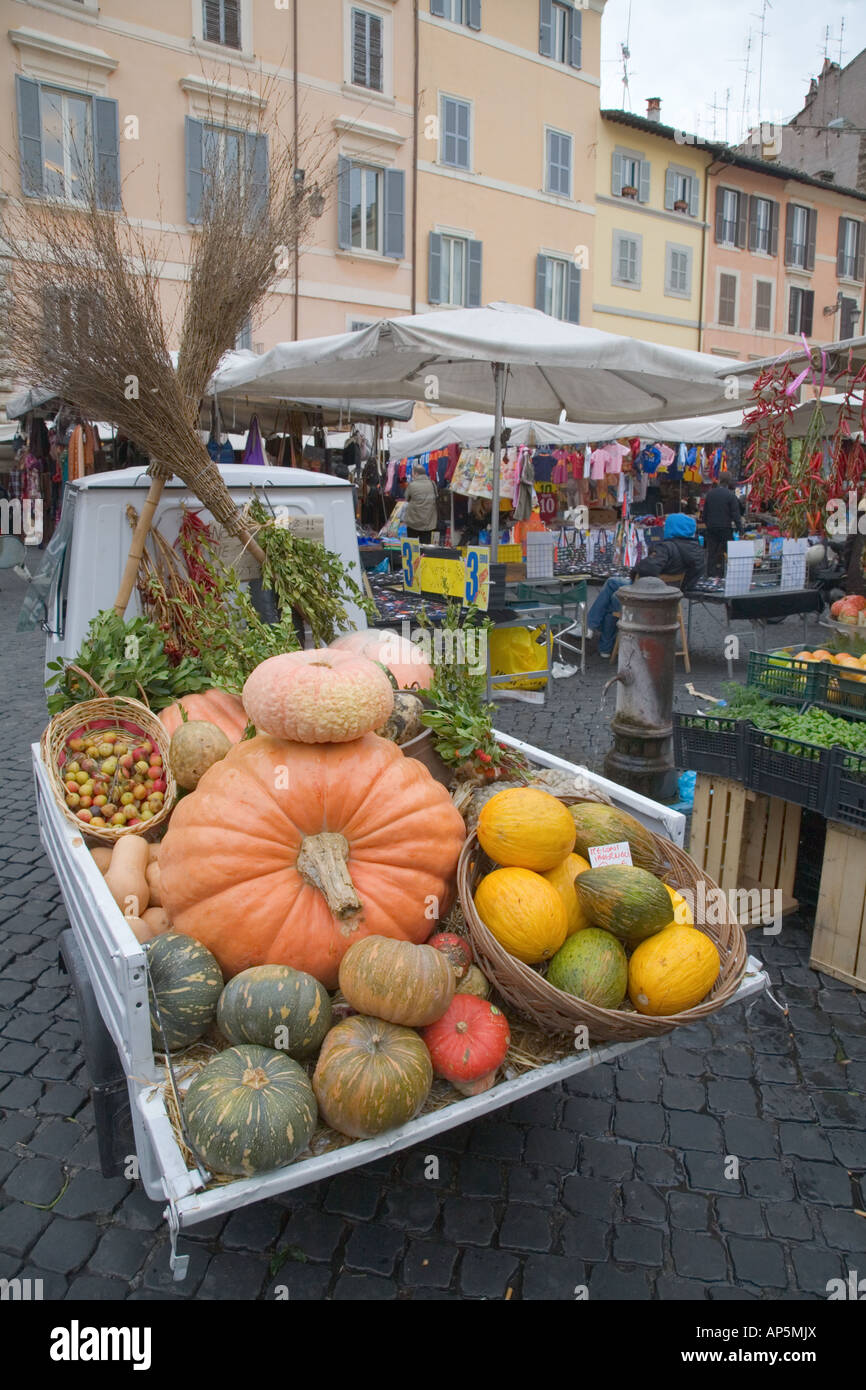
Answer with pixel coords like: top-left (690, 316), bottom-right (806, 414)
top-left (473, 867), bottom-right (568, 964)
top-left (541, 853), bottom-right (592, 936)
top-left (628, 926), bottom-right (721, 1016)
top-left (477, 788), bottom-right (576, 872)
top-left (664, 884), bottom-right (694, 927)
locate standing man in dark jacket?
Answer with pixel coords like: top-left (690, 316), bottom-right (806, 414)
top-left (703, 473), bottom-right (742, 577)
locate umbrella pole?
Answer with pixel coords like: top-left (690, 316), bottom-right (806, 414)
top-left (491, 362), bottom-right (504, 560)
top-left (450, 487), bottom-right (455, 545)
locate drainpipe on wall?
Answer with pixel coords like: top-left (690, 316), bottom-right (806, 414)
top-left (411, 0), bottom-right (419, 315)
top-left (698, 160), bottom-right (717, 354)
top-left (293, 0), bottom-right (300, 340)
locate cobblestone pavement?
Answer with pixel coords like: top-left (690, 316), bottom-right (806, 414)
top-left (1, 579), bottom-right (864, 1300)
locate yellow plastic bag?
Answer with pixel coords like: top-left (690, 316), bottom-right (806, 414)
top-left (488, 624), bottom-right (551, 698)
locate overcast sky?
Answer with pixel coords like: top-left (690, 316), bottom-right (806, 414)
top-left (600, 0), bottom-right (866, 144)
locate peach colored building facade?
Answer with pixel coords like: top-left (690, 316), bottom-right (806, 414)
top-left (1, 0), bottom-right (607, 414)
top-left (702, 155), bottom-right (866, 362)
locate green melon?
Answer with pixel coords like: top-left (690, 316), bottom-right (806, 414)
top-left (568, 803), bottom-right (663, 874)
top-left (148, 931), bottom-right (224, 1052)
top-left (184, 1044), bottom-right (317, 1177)
top-left (217, 965), bottom-right (332, 1059)
top-left (574, 866), bottom-right (672, 944)
top-left (546, 928), bottom-right (628, 1009)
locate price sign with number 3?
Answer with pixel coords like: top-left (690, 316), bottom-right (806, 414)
top-left (402, 538), bottom-right (421, 593)
top-left (464, 547), bottom-right (490, 611)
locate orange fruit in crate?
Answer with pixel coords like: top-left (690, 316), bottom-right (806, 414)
top-left (811, 650), bottom-right (833, 662)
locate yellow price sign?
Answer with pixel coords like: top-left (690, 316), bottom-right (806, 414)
top-left (401, 538), bottom-right (421, 592)
top-left (464, 546), bottom-right (490, 611)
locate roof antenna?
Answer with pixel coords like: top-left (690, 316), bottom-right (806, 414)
top-left (755, 0), bottom-right (772, 131)
top-left (620, 0), bottom-right (633, 111)
top-left (739, 29), bottom-right (754, 143)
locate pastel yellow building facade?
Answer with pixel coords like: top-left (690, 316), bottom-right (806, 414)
top-left (593, 109), bottom-right (710, 349)
top-left (415, 1), bottom-right (603, 323)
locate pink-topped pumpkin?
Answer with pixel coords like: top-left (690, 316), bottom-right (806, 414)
top-left (242, 649), bottom-right (394, 744)
top-left (330, 629), bottom-right (434, 691)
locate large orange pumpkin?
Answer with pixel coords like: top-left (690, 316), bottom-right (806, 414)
top-left (159, 690), bottom-right (248, 743)
top-left (330, 629), bottom-right (434, 690)
top-left (159, 733), bottom-right (466, 987)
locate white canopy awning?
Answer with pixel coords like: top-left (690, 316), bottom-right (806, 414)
top-left (386, 409), bottom-right (745, 462)
top-left (209, 303), bottom-right (756, 424)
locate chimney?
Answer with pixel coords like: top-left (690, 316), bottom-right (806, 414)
top-left (646, 97), bottom-right (661, 123)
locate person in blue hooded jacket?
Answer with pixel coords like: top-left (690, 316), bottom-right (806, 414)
top-left (588, 513), bottom-right (705, 658)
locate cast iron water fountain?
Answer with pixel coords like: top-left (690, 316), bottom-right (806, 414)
top-left (601, 576), bottom-right (680, 803)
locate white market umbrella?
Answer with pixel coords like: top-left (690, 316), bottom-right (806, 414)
top-left (211, 303), bottom-right (755, 554)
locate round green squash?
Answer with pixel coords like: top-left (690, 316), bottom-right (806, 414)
top-left (546, 928), bottom-right (628, 1009)
top-left (148, 931), bottom-right (224, 1052)
top-left (574, 865), bottom-right (672, 944)
top-left (184, 1044), bottom-right (317, 1177)
top-left (312, 1014), bottom-right (433, 1139)
top-left (216, 964), bottom-right (332, 1059)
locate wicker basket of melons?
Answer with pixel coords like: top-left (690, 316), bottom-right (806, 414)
top-left (457, 787), bottom-right (747, 1042)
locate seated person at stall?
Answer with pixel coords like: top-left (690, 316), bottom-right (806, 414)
top-left (588, 513), bottom-right (705, 658)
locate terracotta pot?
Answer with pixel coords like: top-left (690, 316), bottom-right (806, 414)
top-left (401, 727), bottom-right (453, 789)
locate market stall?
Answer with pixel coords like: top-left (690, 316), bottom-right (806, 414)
top-left (28, 305), bottom-right (771, 1261)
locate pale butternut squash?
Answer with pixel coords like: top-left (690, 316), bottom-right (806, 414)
top-left (104, 836), bottom-right (150, 914)
top-left (145, 861), bottom-right (163, 908)
top-left (90, 846), bottom-right (113, 874)
top-left (142, 906), bottom-right (171, 936)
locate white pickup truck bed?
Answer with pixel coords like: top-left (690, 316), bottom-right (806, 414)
top-left (34, 733), bottom-right (767, 1278)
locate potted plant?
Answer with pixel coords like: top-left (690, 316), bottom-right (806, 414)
top-left (674, 198), bottom-right (689, 212)
top-left (621, 184), bottom-right (638, 199)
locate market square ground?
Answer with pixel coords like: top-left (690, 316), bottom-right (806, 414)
top-left (1, 581), bottom-right (864, 1300)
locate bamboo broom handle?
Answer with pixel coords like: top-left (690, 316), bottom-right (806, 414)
top-left (113, 476), bottom-right (165, 615)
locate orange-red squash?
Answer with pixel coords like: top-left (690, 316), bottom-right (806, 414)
top-left (159, 690), bottom-right (248, 743)
top-left (158, 733), bottom-right (466, 987)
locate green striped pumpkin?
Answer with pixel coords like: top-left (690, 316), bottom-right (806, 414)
top-left (312, 1014), bottom-right (432, 1139)
top-left (184, 1044), bottom-right (317, 1177)
top-left (148, 931), bottom-right (224, 1052)
top-left (216, 965), bottom-right (332, 1059)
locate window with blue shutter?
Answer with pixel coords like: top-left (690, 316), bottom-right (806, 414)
top-left (569, 6), bottom-right (581, 68)
top-left (429, 232), bottom-right (443, 303)
top-left (665, 166), bottom-right (699, 217)
top-left (203, 0), bottom-right (241, 49)
top-left (338, 157), bottom-right (402, 257)
top-left (383, 169), bottom-right (405, 259)
top-left (432, 0), bottom-right (481, 25)
top-left (351, 8), bottom-right (383, 91)
top-left (246, 131), bottom-right (269, 222)
top-left (467, 239), bottom-right (482, 306)
top-left (337, 156), bottom-right (352, 249)
top-left (186, 116), bottom-right (204, 224)
top-left (15, 75), bottom-right (43, 198)
top-left (441, 97), bottom-right (471, 170)
top-left (665, 243), bottom-right (692, 298)
top-left (613, 231), bottom-right (642, 287)
top-left (535, 254), bottom-right (579, 320)
top-left (16, 75), bottom-right (120, 209)
top-left (540, 2), bottom-right (578, 66)
top-left (546, 129), bottom-right (572, 197)
top-left (94, 96), bottom-right (121, 210)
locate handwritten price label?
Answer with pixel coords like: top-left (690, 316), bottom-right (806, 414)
top-left (587, 841), bottom-right (633, 868)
